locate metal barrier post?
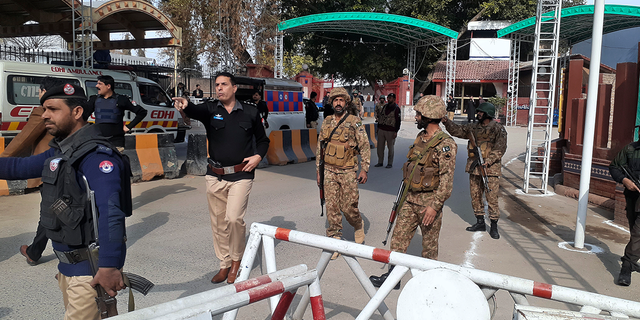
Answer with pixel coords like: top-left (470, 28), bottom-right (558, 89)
top-left (271, 291), bottom-right (296, 320)
top-left (309, 278), bottom-right (326, 320)
top-left (356, 266), bottom-right (408, 320)
top-left (262, 235), bottom-right (279, 313)
top-left (223, 230), bottom-right (262, 320)
top-left (292, 250), bottom-right (333, 320)
top-left (343, 256), bottom-right (394, 320)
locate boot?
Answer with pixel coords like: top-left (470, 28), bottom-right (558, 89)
top-left (331, 236), bottom-right (342, 260)
top-left (211, 267), bottom-right (230, 283)
top-left (227, 260), bottom-right (241, 284)
top-left (354, 226), bottom-right (365, 244)
top-left (369, 265), bottom-right (401, 290)
top-left (618, 261), bottom-right (632, 286)
top-left (466, 216), bottom-right (486, 232)
top-left (489, 220), bottom-right (500, 239)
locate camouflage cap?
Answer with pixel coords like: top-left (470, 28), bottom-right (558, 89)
top-left (329, 87), bottom-right (351, 104)
top-left (414, 95), bottom-right (446, 119)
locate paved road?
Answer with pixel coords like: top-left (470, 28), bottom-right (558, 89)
top-left (1, 119), bottom-right (638, 319)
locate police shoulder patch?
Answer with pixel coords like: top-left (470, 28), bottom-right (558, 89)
top-left (99, 160), bottom-right (114, 173)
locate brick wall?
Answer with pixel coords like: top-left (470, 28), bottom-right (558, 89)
top-left (614, 184), bottom-right (628, 227)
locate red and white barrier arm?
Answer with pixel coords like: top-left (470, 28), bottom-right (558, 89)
top-left (112, 264), bottom-right (308, 320)
top-left (253, 223), bottom-right (640, 318)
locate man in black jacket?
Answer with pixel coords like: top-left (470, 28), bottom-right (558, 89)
top-left (305, 92), bottom-right (320, 129)
top-left (172, 72), bottom-right (269, 284)
top-left (85, 75), bottom-right (147, 148)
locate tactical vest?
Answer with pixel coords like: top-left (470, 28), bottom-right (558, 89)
top-left (468, 124), bottom-right (495, 160)
top-left (402, 131), bottom-right (449, 192)
top-left (95, 96), bottom-right (123, 124)
top-left (322, 115), bottom-right (358, 168)
top-left (377, 104), bottom-right (397, 128)
top-left (39, 133), bottom-right (132, 246)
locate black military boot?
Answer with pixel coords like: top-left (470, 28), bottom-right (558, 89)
top-left (489, 220), bottom-right (500, 239)
top-left (466, 216), bottom-right (486, 232)
top-left (369, 265), bottom-right (400, 290)
top-left (618, 261), bottom-right (632, 286)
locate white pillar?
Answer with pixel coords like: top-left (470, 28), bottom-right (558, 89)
top-left (574, 0), bottom-right (605, 249)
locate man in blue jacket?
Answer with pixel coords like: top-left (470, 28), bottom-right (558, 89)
top-left (0, 83), bottom-right (131, 319)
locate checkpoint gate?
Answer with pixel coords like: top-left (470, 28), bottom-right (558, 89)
top-left (221, 223), bottom-right (640, 320)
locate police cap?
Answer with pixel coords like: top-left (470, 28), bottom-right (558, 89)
top-left (40, 83), bottom-right (87, 105)
top-left (387, 93), bottom-right (396, 99)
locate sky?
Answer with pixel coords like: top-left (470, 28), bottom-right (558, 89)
top-left (571, 0), bottom-right (640, 68)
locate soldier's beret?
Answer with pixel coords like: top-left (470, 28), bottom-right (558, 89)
top-left (40, 83), bottom-right (87, 105)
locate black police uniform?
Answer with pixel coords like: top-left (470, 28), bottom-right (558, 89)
top-left (610, 141), bottom-right (640, 285)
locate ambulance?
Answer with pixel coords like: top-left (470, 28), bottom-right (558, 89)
top-left (0, 61), bottom-right (181, 138)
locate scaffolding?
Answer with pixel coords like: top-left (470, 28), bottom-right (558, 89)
top-left (71, 0), bottom-right (94, 69)
top-left (506, 35), bottom-right (522, 127)
top-left (523, 0), bottom-right (563, 193)
top-left (444, 38), bottom-right (457, 99)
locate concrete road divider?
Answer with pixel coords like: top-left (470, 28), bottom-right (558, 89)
top-left (185, 133), bottom-right (208, 175)
top-left (0, 137), bottom-right (28, 196)
top-left (124, 133), bottom-right (179, 182)
top-left (267, 129), bottom-right (317, 166)
top-left (363, 123), bottom-right (378, 149)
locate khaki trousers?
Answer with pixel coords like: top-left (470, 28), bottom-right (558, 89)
top-left (447, 111), bottom-right (455, 120)
top-left (58, 273), bottom-right (100, 320)
top-left (376, 129), bottom-right (396, 166)
top-left (205, 175), bottom-right (253, 268)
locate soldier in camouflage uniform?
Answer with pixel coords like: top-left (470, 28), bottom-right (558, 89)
top-left (369, 95), bottom-right (457, 288)
top-left (316, 87), bottom-right (371, 259)
top-left (442, 102), bottom-right (507, 239)
top-left (352, 89), bottom-right (364, 118)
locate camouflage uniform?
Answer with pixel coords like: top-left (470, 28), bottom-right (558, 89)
top-left (389, 129), bottom-right (457, 259)
top-left (443, 120), bottom-right (507, 220)
top-left (374, 101), bottom-right (385, 122)
top-left (316, 114), bottom-right (371, 238)
top-left (353, 96), bottom-right (363, 118)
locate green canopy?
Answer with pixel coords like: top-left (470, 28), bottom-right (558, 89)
top-left (498, 5), bottom-right (640, 45)
top-left (278, 12), bottom-right (457, 47)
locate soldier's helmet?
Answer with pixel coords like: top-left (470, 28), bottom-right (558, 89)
top-left (329, 87), bottom-right (351, 105)
top-left (476, 102), bottom-right (496, 118)
top-left (414, 95), bottom-right (446, 119)
top-left (352, 89), bottom-right (358, 94)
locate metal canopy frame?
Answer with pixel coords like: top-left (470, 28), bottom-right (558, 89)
top-left (498, 4), bottom-right (640, 46)
top-left (276, 12), bottom-right (457, 87)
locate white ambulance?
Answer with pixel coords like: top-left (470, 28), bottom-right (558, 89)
top-left (0, 61), bottom-right (181, 137)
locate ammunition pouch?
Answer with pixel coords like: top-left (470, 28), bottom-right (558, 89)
top-left (402, 148), bottom-right (439, 192)
top-left (324, 140), bottom-right (356, 168)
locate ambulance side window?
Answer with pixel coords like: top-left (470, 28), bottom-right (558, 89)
top-left (8, 76), bottom-right (79, 105)
top-left (139, 84), bottom-right (171, 107)
top-left (85, 81), bottom-right (134, 100)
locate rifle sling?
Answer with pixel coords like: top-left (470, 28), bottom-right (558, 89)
top-left (398, 131), bottom-right (448, 210)
top-left (123, 274), bottom-right (135, 312)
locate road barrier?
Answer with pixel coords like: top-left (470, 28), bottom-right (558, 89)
top-left (0, 136), bottom-right (28, 196)
top-left (363, 123), bottom-right (378, 149)
top-left (184, 133), bottom-right (208, 175)
top-left (221, 223), bottom-right (640, 320)
top-left (266, 129), bottom-right (317, 166)
top-left (112, 265), bottom-right (324, 320)
top-left (124, 133), bottom-right (179, 182)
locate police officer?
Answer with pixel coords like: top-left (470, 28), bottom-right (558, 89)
top-left (316, 87), bottom-right (371, 259)
top-left (85, 75), bottom-right (148, 149)
top-left (369, 95), bottom-right (457, 288)
top-left (442, 102), bottom-right (507, 239)
top-left (0, 83), bottom-right (131, 319)
top-left (609, 142), bottom-right (640, 286)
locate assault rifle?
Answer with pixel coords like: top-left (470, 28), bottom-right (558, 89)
top-left (468, 132), bottom-right (491, 192)
top-left (621, 166), bottom-right (640, 212)
top-left (382, 181), bottom-right (406, 246)
top-left (82, 176), bottom-right (154, 318)
top-left (319, 141), bottom-right (326, 217)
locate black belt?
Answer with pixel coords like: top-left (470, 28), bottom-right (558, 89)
top-left (54, 248), bottom-right (91, 264)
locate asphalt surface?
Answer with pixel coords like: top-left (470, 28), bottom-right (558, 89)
top-left (1, 117), bottom-right (639, 319)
